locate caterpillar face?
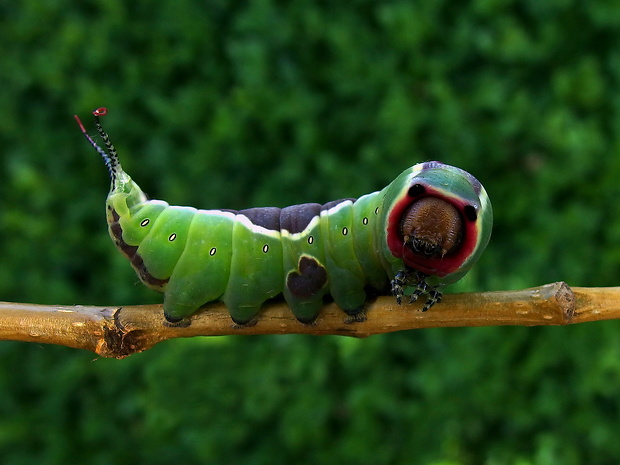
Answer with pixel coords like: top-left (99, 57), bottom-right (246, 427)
top-left (76, 109), bottom-right (492, 324)
top-left (401, 196), bottom-right (463, 259)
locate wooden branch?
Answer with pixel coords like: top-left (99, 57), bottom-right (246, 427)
top-left (1, 282), bottom-right (619, 358)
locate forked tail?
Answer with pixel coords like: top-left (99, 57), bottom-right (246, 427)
top-left (74, 107), bottom-right (122, 184)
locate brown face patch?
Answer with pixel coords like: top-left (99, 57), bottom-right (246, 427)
top-left (286, 256), bottom-right (328, 298)
top-left (400, 197), bottom-right (463, 258)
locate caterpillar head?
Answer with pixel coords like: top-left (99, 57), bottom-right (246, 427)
top-left (383, 161), bottom-right (492, 282)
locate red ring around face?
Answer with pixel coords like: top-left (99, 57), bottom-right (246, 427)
top-left (386, 184), bottom-right (479, 277)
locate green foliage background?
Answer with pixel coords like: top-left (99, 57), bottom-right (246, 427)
top-left (1, 1), bottom-right (620, 463)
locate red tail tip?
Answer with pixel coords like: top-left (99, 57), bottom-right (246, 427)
top-left (74, 114), bottom-right (87, 133)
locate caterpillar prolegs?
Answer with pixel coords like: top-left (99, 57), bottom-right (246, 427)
top-left (75, 108), bottom-right (493, 325)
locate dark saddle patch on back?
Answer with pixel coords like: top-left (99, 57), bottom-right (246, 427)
top-left (229, 198), bottom-right (358, 233)
top-left (280, 203), bottom-right (322, 234)
top-left (238, 207), bottom-right (282, 230)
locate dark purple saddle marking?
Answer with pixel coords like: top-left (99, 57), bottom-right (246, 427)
top-left (226, 199), bottom-right (356, 234)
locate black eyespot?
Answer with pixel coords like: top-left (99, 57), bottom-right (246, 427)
top-left (464, 205), bottom-right (478, 222)
top-left (408, 184), bottom-right (425, 197)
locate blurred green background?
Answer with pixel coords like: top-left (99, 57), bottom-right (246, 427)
top-left (1, 0), bottom-right (620, 463)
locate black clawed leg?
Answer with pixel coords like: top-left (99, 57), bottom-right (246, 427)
top-left (409, 277), bottom-right (429, 304)
top-left (391, 269), bottom-right (443, 312)
top-left (391, 270), bottom-right (409, 305)
top-left (421, 288), bottom-right (443, 312)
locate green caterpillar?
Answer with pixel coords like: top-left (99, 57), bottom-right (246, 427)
top-left (75, 108), bottom-right (492, 325)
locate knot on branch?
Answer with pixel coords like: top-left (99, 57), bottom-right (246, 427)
top-left (97, 308), bottom-right (145, 358)
top-left (555, 281), bottom-right (576, 322)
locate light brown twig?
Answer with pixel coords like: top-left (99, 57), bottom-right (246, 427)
top-left (0, 282), bottom-right (617, 358)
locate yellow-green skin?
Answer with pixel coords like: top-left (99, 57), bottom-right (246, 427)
top-left (104, 161), bottom-right (492, 324)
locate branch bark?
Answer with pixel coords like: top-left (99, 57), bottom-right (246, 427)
top-left (1, 282), bottom-right (619, 358)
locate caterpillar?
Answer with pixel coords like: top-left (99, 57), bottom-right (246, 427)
top-left (75, 108), bottom-right (492, 325)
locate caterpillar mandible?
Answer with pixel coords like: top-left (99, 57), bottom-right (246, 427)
top-left (75, 108), bottom-right (493, 325)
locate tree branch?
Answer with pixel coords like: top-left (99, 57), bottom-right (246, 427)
top-left (1, 282), bottom-right (619, 358)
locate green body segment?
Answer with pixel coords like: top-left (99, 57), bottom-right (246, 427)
top-left (351, 193), bottom-right (389, 291)
top-left (164, 211), bottom-right (235, 319)
top-left (119, 201), bottom-right (168, 245)
top-left (222, 217), bottom-right (284, 323)
top-left (137, 207), bottom-right (196, 280)
top-left (319, 201), bottom-right (369, 313)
